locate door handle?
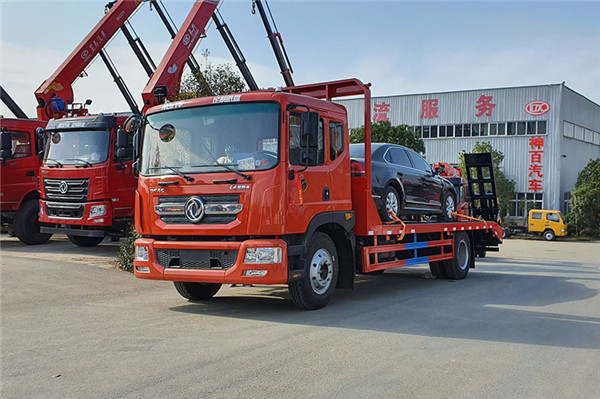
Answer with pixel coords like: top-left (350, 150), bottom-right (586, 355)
top-left (26, 170), bottom-right (35, 177)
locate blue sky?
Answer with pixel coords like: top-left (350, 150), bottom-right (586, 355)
top-left (1, 0), bottom-right (599, 118)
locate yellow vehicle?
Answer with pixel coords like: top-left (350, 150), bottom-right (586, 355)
top-left (528, 210), bottom-right (568, 241)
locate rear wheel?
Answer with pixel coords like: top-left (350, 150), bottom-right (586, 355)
top-left (429, 260), bottom-right (448, 279)
top-left (174, 281), bottom-right (222, 300)
top-left (433, 232), bottom-right (472, 280)
top-left (379, 186), bottom-right (400, 223)
top-left (67, 235), bottom-right (105, 247)
top-left (543, 229), bottom-right (556, 241)
top-left (289, 232), bottom-right (338, 310)
top-left (14, 200), bottom-right (52, 245)
top-left (439, 191), bottom-right (456, 222)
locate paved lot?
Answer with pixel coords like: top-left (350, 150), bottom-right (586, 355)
top-left (1, 235), bottom-right (599, 398)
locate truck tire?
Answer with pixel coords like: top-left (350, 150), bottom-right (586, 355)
top-left (288, 232), bottom-right (338, 310)
top-left (543, 229), bottom-right (556, 241)
top-left (67, 235), bottom-right (105, 247)
top-left (14, 200), bottom-right (52, 245)
top-left (429, 260), bottom-right (448, 279)
top-left (173, 281), bottom-right (222, 300)
top-left (440, 232), bottom-right (472, 280)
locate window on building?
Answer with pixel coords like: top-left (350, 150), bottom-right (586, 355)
top-left (498, 123), bottom-right (506, 135)
top-left (507, 122), bottom-right (515, 136)
top-left (480, 123), bottom-right (488, 136)
top-left (563, 192), bottom-right (571, 214)
top-left (471, 123), bottom-right (480, 137)
top-left (508, 192), bottom-right (543, 218)
top-left (422, 126), bottom-right (430, 139)
top-left (439, 125), bottom-right (446, 138)
top-left (538, 121), bottom-right (547, 135)
top-left (517, 121), bottom-right (526, 135)
top-left (526, 121), bottom-right (536, 135)
top-left (446, 125), bottom-right (454, 137)
top-left (455, 125), bottom-right (463, 137)
top-left (430, 125), bottom-right (438, 138)
top-left (489, 123), bottom-right (498, 136)
top-left (463, 124), bottom-right (471, 137)
top-left (415, 126), bottom-right (422, 138)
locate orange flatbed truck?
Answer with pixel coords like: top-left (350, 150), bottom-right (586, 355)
top-left (132, 79), bottom-right (503, 309)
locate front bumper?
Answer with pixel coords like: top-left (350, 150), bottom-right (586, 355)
top-left (39, 199), bottom-right (112, 236)
top-left (133, 238), bottom-right (288, 285)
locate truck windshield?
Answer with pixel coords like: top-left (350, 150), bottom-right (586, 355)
top-left (141, 102), bottom-right (280, 176)
top-left (44, 130), bottom-right (110, 165)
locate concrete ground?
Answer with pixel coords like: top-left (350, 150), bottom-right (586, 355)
top-left (1, 235), bottom-right (599, 398)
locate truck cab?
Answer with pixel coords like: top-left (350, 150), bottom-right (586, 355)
top-left (528, 209), bottom-right (567, 241)
top-left (0, 117), bottom-right (51, 244)
top-left (38, 114), bottom-right (137, 246)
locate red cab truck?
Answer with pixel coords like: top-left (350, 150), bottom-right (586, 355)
top-left (131, 79), bottom-right (503, 310)
top-left (1, 117), bottom-right (51, 244)
top-left (37, 114), bottom-right (136, 246)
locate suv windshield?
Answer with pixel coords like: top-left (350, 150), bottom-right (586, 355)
top-left (141, 102), bottom-right (280, 176)
top-left (44, 130), bottom-right (110, 165)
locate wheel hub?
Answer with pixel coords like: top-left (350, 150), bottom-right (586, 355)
top-left (386, 192), bottom-right (398, 215)
top-left (310, 249), bottom-right (333, 295)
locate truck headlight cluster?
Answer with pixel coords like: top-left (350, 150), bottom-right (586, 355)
top-left (135, 246), bottom-right (149, 262)
top-left (39, 203), bottom-right (44, 216)
top-left (244, 247), bottom-right (282, 264)
top-left (89, 205), bottom-right (107, 218)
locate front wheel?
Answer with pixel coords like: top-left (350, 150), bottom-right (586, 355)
top-left (14, 200), bottom-right (52, 245)
top-left (288, 232), bottom-right (338, 310)
top-left (67, 235), bottom-right (105, 247)
top-left (174, 281), bottom-right (222, 300)
top-left (543, 229), bottom-right (556, 241)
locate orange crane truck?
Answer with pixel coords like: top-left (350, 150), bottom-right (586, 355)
top-left (131, 78), bottom-right (503, 310)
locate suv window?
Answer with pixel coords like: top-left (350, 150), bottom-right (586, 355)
top-left (387, 147), bottom-right (411, 167)
top-left (329, 121), bottom-right (344, 161)
top-left (546, 213), bottom-right (560, 222)
top-left (407, 150), bottom-right (431, 172)
top-left (9, 131), bottom-right (31, 159)
top-left (531, 212), bottom-right (542, 220)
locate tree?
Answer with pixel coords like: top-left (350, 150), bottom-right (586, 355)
top-left (566, 158), bottom-right (600, 237)
top-left (177, 63), bottom-right (247, 99)
top-left (349, 121), bottom-right (425, 154)
top-left (458, 141), bottom-right (516, 218)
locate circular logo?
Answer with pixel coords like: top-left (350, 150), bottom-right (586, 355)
top-left (525, 100), bottom-right (550, 116)
top-left (184, 196), bottom-right (204, 223)
top-left (58, 181), bottom-right (69, 194)
top-left (81, 50), bottom-right (90, 60)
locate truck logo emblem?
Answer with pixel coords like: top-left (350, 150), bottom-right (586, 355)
top-left (59, 181), bottom-right (69, 194)
top-left (184, 196), bottom-right (205, 223)
top-left (525, 100), bottom-right (550, 116)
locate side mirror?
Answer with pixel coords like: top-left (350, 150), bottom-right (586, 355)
top-left (116, 128), bottom-right (129, 149)
top-left (0, 130), bottom-right (12, 160)
top-left (300, 148), bottom-right (318, 166)
top-left (133, 132), bottom-right (141, 160)
top-left (116, 147), bottom-right (130, 160)
top-left (300, 111), bottom-right (319, 147)
top-left (124, 115), bottom-right (142, 133)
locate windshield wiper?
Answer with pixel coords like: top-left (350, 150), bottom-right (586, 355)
top-left (65, 158), bottom-right (92, 168)
top-left (148, 166), bottom-right (194, 182)
top-left (45, 159), bottom-right (63, 168)
top-left (191, 163), bottom-right (251, 181)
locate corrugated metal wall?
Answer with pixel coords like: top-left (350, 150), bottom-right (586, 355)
top-left (336, 84), bottom-right (600, 212)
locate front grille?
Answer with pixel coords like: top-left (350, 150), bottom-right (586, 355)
top-left (155, 249), bottom-right (239, 270)
top-left (158, 194), bottom-right (240, 224)
top-left (45, 202), bottom-right (84, 219)
top-left (44, 178), bottom-right (89, 201)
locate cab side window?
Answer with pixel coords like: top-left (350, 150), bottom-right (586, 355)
top-left (10, 131), bottom-right (31, 159)
top-left (289, 112), bottom-right (324, 166)
top-left (531, 212), bottom-right (542, 220)
top-left (546, 213), bottom-right (559, 222)
top-left (329, 121), bottom-right (344, 161)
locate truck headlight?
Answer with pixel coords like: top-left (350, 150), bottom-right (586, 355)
top-left (89, 205), bottom-right (107, 217)
top-left (135, 246), bottom-right (149, 262)
top-left (39, 203), bottom-right (44, 216)
top-left (561, 228), bottom-right (566, 233)
top-left (244, 247), bottom-right (282, 264)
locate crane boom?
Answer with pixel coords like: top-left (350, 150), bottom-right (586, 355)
top-left (141, 0), bottom-right (219, 108)
top-left (35, 0), bottom-right (148, 121)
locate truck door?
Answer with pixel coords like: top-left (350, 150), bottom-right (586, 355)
top-left (0, 130), bottom-right (38, 208)
top-left (529, 211), bottom-right (543, 232)
top-left (286, 111), bottom-right (329, 231)
top-left (111, 129), bottom-right (137, 219)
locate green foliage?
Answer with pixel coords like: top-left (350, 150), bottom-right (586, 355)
top-left (116, 225), bottom-right (140, 273)
top-left (565, 158), bottom-right (600, 237)
top-left (177, 63), bottom-right (247, 100)
top-left (458, 141), bottom-right (516, 217)
top-left (349, 121), bottom-right (426, 154)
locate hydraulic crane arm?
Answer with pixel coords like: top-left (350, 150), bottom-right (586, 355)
top-left (1, 85), bottom-right (29, 119)
top-left (34, 0), bottom-right (149, 121)
top-left (141, 0), bottom-right (219, 108)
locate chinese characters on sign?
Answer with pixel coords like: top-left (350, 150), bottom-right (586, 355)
top-left (420, 99), bottom-right (439, 119)
top-left (528, 136), bottom-right (544, 192)
top-left (475, 95), bottom-right (496, 117)
top-left (372, 102), bottom-right (390, 122)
